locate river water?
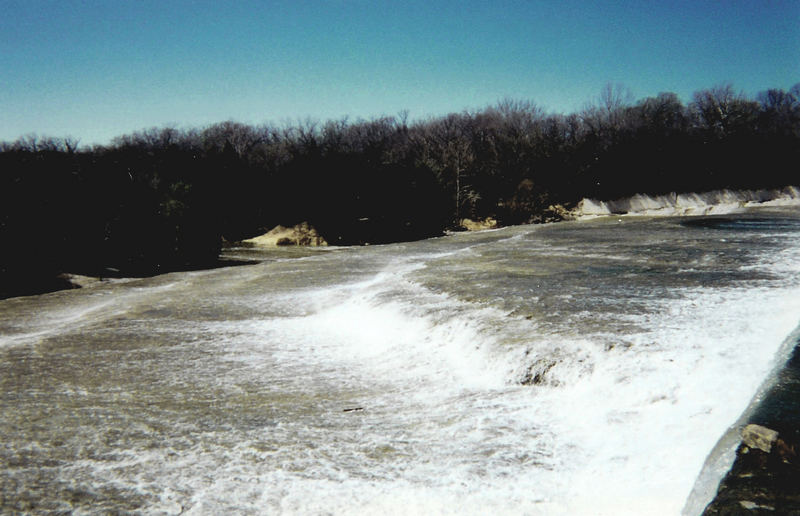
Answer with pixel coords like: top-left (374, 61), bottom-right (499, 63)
top-left (2, 207), bottom-right (800, 515)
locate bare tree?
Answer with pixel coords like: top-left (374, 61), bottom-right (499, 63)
top-left (599, 82), bottom-right (633, 114)
top-left (634, 92), bottom-right (688, 133)
top-left (202, 121), bottom-right (264, 158)
top-left (691, 84), bottom-right (759, 136)
top-left (413, 113), bottom-right (476, 223)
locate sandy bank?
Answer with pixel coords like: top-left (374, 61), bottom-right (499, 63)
top-left (457, 217), bottom-right (499, 231)
top-left (241, 222), bottom-right (327, 247)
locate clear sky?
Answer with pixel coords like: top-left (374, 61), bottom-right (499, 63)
top-left (2, 0), bottom-right (799, 145)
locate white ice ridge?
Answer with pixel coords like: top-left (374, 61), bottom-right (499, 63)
top-left (573, 186), bottom-right (800, 218)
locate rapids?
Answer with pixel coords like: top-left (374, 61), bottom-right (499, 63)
top-left (2, 206), bottom-right (800, 515)
top-left (573, 186), bottom-right (800, 218)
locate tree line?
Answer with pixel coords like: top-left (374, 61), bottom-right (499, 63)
top-left (2, 83), bottom-right (799, 297)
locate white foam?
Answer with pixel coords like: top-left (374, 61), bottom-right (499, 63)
top-left (551, 285), bottom-right (800, 515)
top-left (573, 186), bottom-right (800, 218)
top-left (11, 212), bottom-right (800, 515)
top-left (136, 252), bottom-right (800, 515)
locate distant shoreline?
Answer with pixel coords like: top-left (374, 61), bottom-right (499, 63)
top-left (3, 186), bottom-right (798, 301)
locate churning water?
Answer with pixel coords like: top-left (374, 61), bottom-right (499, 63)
top-left (2, 207), bottom-right (800, 515)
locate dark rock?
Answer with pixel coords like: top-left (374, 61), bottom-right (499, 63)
top-left (703, 427), bottom-right (800, 515)
top-left (520, 358), bottom-right (559, 386)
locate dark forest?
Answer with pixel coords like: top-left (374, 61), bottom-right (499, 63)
top-left (2, 83), bottom-right (799, 298)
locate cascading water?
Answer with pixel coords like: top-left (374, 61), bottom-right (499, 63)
top-left (574, 186), bottom-right (800, 218)
top-left (2, 206), bottom-right (800, 515)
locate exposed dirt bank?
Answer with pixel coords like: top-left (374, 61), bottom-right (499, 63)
top-left (241, 222), bottom-right (327, 247)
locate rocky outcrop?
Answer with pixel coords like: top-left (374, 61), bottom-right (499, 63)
top-left (58, 273), bottom-right (105, 289)
top-left (519, 357), bottom-right (559, 386)
top-left (241, 222), bottom-right (327, 247)
top-left (542, 204), bottom-right (575, 222)
top-left (457, 217), bottom-right (498, 231)
top-left (702, 424), bottom-right (800, 515)
top-left (742, 424), bottom-right (781, 454)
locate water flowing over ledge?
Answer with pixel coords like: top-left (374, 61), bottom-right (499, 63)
top-left (2, 208), bottom-right (800, 514)
top-left (572, 186), bottom-right (800, 219)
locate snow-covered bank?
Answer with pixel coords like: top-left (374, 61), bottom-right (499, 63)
top-left (572, 187), bottom-right (800, 219)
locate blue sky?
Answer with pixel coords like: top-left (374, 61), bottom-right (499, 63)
top-left (1, 0), bottom-right (799, 145)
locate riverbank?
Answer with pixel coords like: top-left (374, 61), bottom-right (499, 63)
top-left (701, 337), bottom-right (800, 514)
top-left (4, 186), bottom-right (799, 301)
top-left (0, 258), bottom-right (257, 301)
